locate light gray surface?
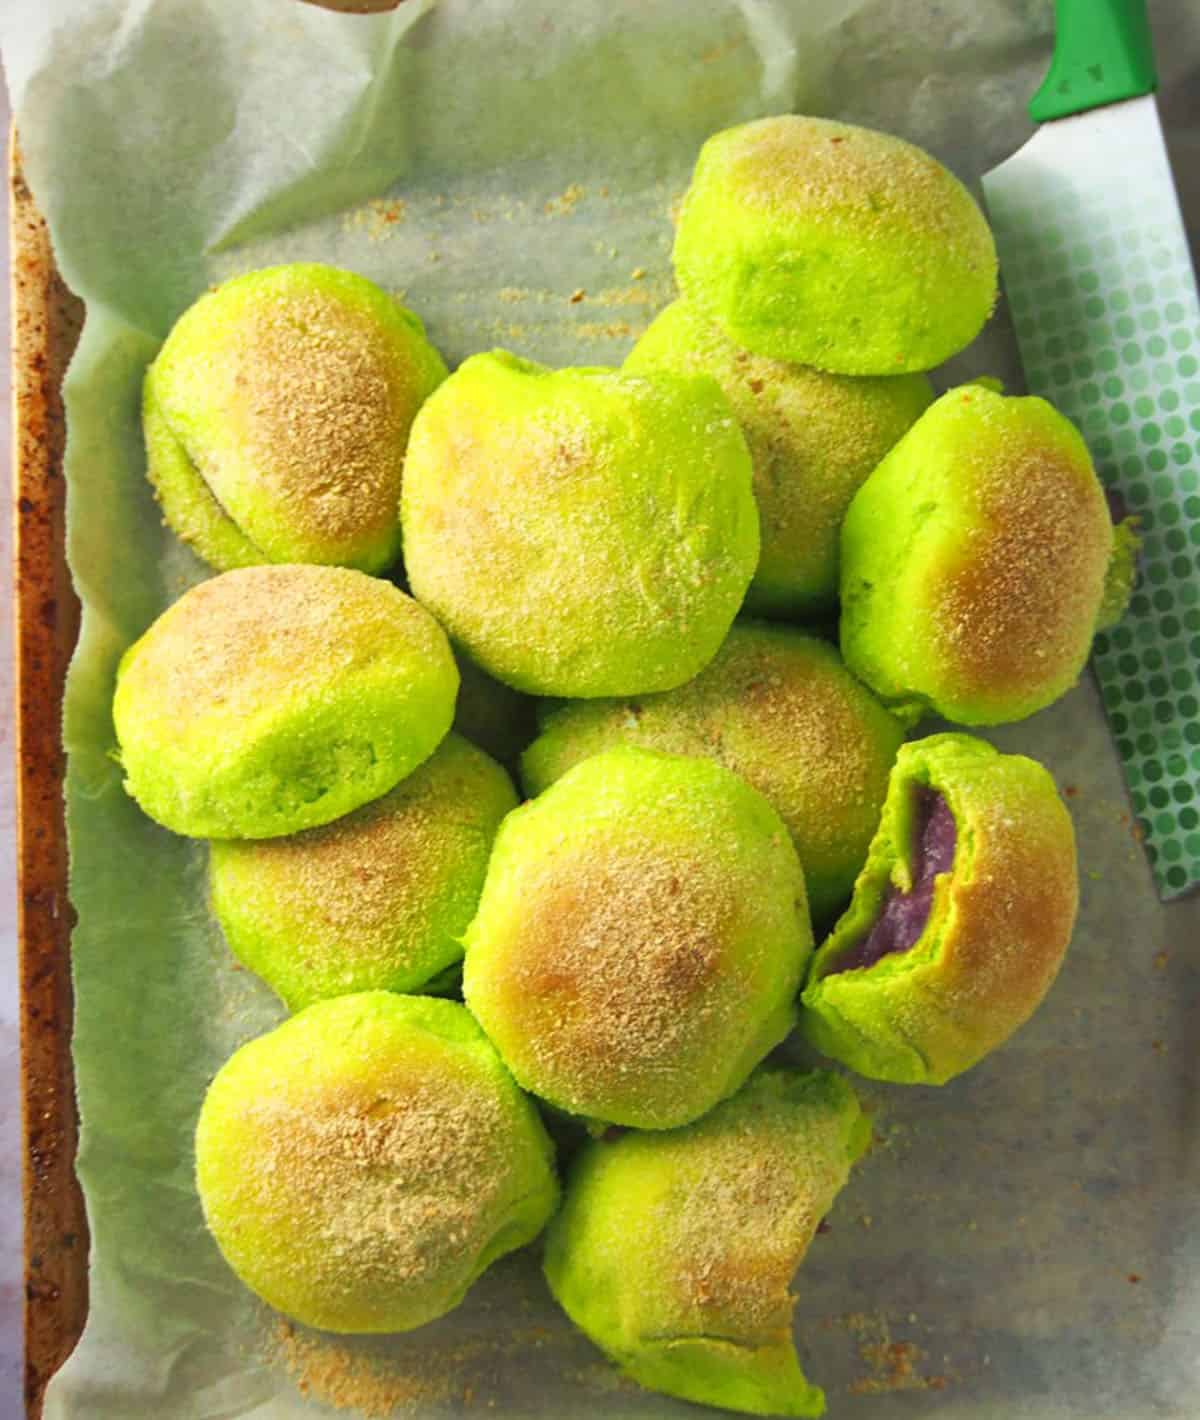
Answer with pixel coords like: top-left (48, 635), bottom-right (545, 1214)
top-left (0, 2), bottom-right (1195, 1419)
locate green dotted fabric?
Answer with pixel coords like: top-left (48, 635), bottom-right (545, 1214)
top-left (983, 96), bottom-right (1200, 900)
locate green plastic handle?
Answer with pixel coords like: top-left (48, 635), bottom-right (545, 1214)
top-left (1030, 0), bottom-right (1157, 123)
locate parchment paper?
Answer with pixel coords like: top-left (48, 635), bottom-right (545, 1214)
top-left (2, 1), bottom-right (1198, 1416)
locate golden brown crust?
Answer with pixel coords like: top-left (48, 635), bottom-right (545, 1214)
top-left (929, 436), bottom-right (1112, 706)
top-left (223, 1067), bottom-right (508, 1301)
top-left (124, 565), bottom-right (439, 729)
top-left (933, 776), bottom-right (1079, 1043)
top-left (721, 116), bottom-right (986, 257)
top-left (214, 734), bottom-right (503, 967)
top-left (488, 846), bottom-right (736, 1095)
top-left (219, 288), bottom-right (408, 549)
top-left (671, 1146), bottom-right (810, 1343)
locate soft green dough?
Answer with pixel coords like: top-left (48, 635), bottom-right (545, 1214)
top-left (800, 734), bottom-right (1078, 1085)
top-left (625, 300), bottom-right (933, 617)
top-left (401, 351), bottom-right (759, 697)
top-left (209, 734), bottom-right (517, 1010)
top-left (195, 993), bottom-right (559, 1333)
top-left (144, 263), bottom-right (447, 573)
top-left (543, 1068), bottom-right (869, 1417)
top-left (463, 746), bottom-right (812, 1129)
top-left (522, 623), bottom-right (905, 927)
top-left (673, 115), bottom-right (998, 375)
top-left (113, 564), bottom-right (459, 840)
top-left (1097, 515), bottom-right (1142, 631)
top-left (840, 384), bottom-right (1128, 724)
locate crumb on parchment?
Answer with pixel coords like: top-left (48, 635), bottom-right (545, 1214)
top-left (342, 198), bottom-right (407, 242)
top-left (834, 1313), bottom-right (952, 1396)
top-left (268, 1318), bottom-right (572, 1416)
top-left (545, 183), bottom-right (586, 216)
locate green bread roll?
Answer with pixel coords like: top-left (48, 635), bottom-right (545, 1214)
top-left (625, 300), bottom-right (933, 617)
top-left (113, 565), bottom-right (458, 840)
top-left (840, 384), bottom-right (1133, 724)
top-left (195, 993), bottom-right (559, 1333)
top-left (463, 747), bottom-right (812, 1129)
top-left (144, 263), bottom-right (447, 573)
top-left (543, 1068), bottom-right (869, 1418)
top-left (209, 734), bottom-right (517, 1011)
top-left (401, 351), bottom-right (759, 697)
top-left (673, 115), bottom-right (998, 375)
top-left (800, 733), bottom-right (1078, 1086)
top-left (522, 624), bottom-right (905, 927)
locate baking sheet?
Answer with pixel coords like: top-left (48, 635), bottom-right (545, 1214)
top-left (1, 0), bottom-right (1198, 1415)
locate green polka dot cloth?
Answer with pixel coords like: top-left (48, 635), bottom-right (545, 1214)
top-left (984, 95), bottom-right (1200, 900)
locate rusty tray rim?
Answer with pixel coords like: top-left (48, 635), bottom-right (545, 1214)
top-left (10, 129), bottom-right (88, 1420)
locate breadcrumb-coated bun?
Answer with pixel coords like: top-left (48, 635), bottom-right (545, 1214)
top-left (209, 735), bottom-right (517, 1010)
top-left (543, 1068), bottom-right (869, 1417)
top-left (626, 300), bottom-right (933, 616)
top-left (463, 747), bottom-right (812, 1129)
top-left (144, 263), bottom-right (447, 573)
top-left (839, 385), bottom-right (1119, 724)
top-left (401, 351), bottom-right (759, 697)
top-left (800, 734), bottom-right (1078, 1085)
top-left (113, 565), bottom-right (458, 840)
top-left (522, 624), bottom-right (905, 927)
top-left (195, 993), bottom-right (559, 1333)
top-left (673, 115), bottom-right (997, 374)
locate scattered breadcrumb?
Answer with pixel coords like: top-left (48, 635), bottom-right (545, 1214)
top-left (272, 1321), bottom-right (456, 1416)
top-left (838, 1313), bottom-right (951, 1396)
top-left (572, 319), bottom-right (644, 341)
top-left (544, 183), bottom-right (585, 216)
top-left (269, 1319), bottom-right (569, 1415)
top-left (342, 198), bottom-right (407, 242)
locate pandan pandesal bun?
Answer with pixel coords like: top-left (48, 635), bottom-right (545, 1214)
top-left (625, 300), bottom-right (933, 617)
top-left (839, 384), bottom-right (1135, 724)
top-left (544, 1068), bottom-right (869, 1418)
top-left (209, 734), bottom-right (517, 1011)
top-left (673, 115), bottom-right (998, 375)
top-left (195, 992), bottom-right (559, 1333)
top-left (452, 649), bottom-right (539, 769)
top-left (144, 263), bottom-right (447, 573)
top-left (401, 351), bottom-right (759, 697)
top-left (800, 733), bottom-right (1078, 1086)
top-left (463, 747), bottom-right (812, 1129)
top-left (522, 624), bottom-right (905, 927)
top-left (113, 565), bottom-right (458, 840)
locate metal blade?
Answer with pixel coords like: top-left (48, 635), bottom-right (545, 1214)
top-left (983, 95), bottom-right (1200, 901)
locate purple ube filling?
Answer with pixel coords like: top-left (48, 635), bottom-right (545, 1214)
top-left (831, 787), bottom-right (956, 975)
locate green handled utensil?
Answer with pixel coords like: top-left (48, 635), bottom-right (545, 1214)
top-left (982, 0), bottom-right (1200, 900)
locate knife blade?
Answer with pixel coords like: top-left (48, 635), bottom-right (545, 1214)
top-left (982, 0), bottom-right (1200, 901)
